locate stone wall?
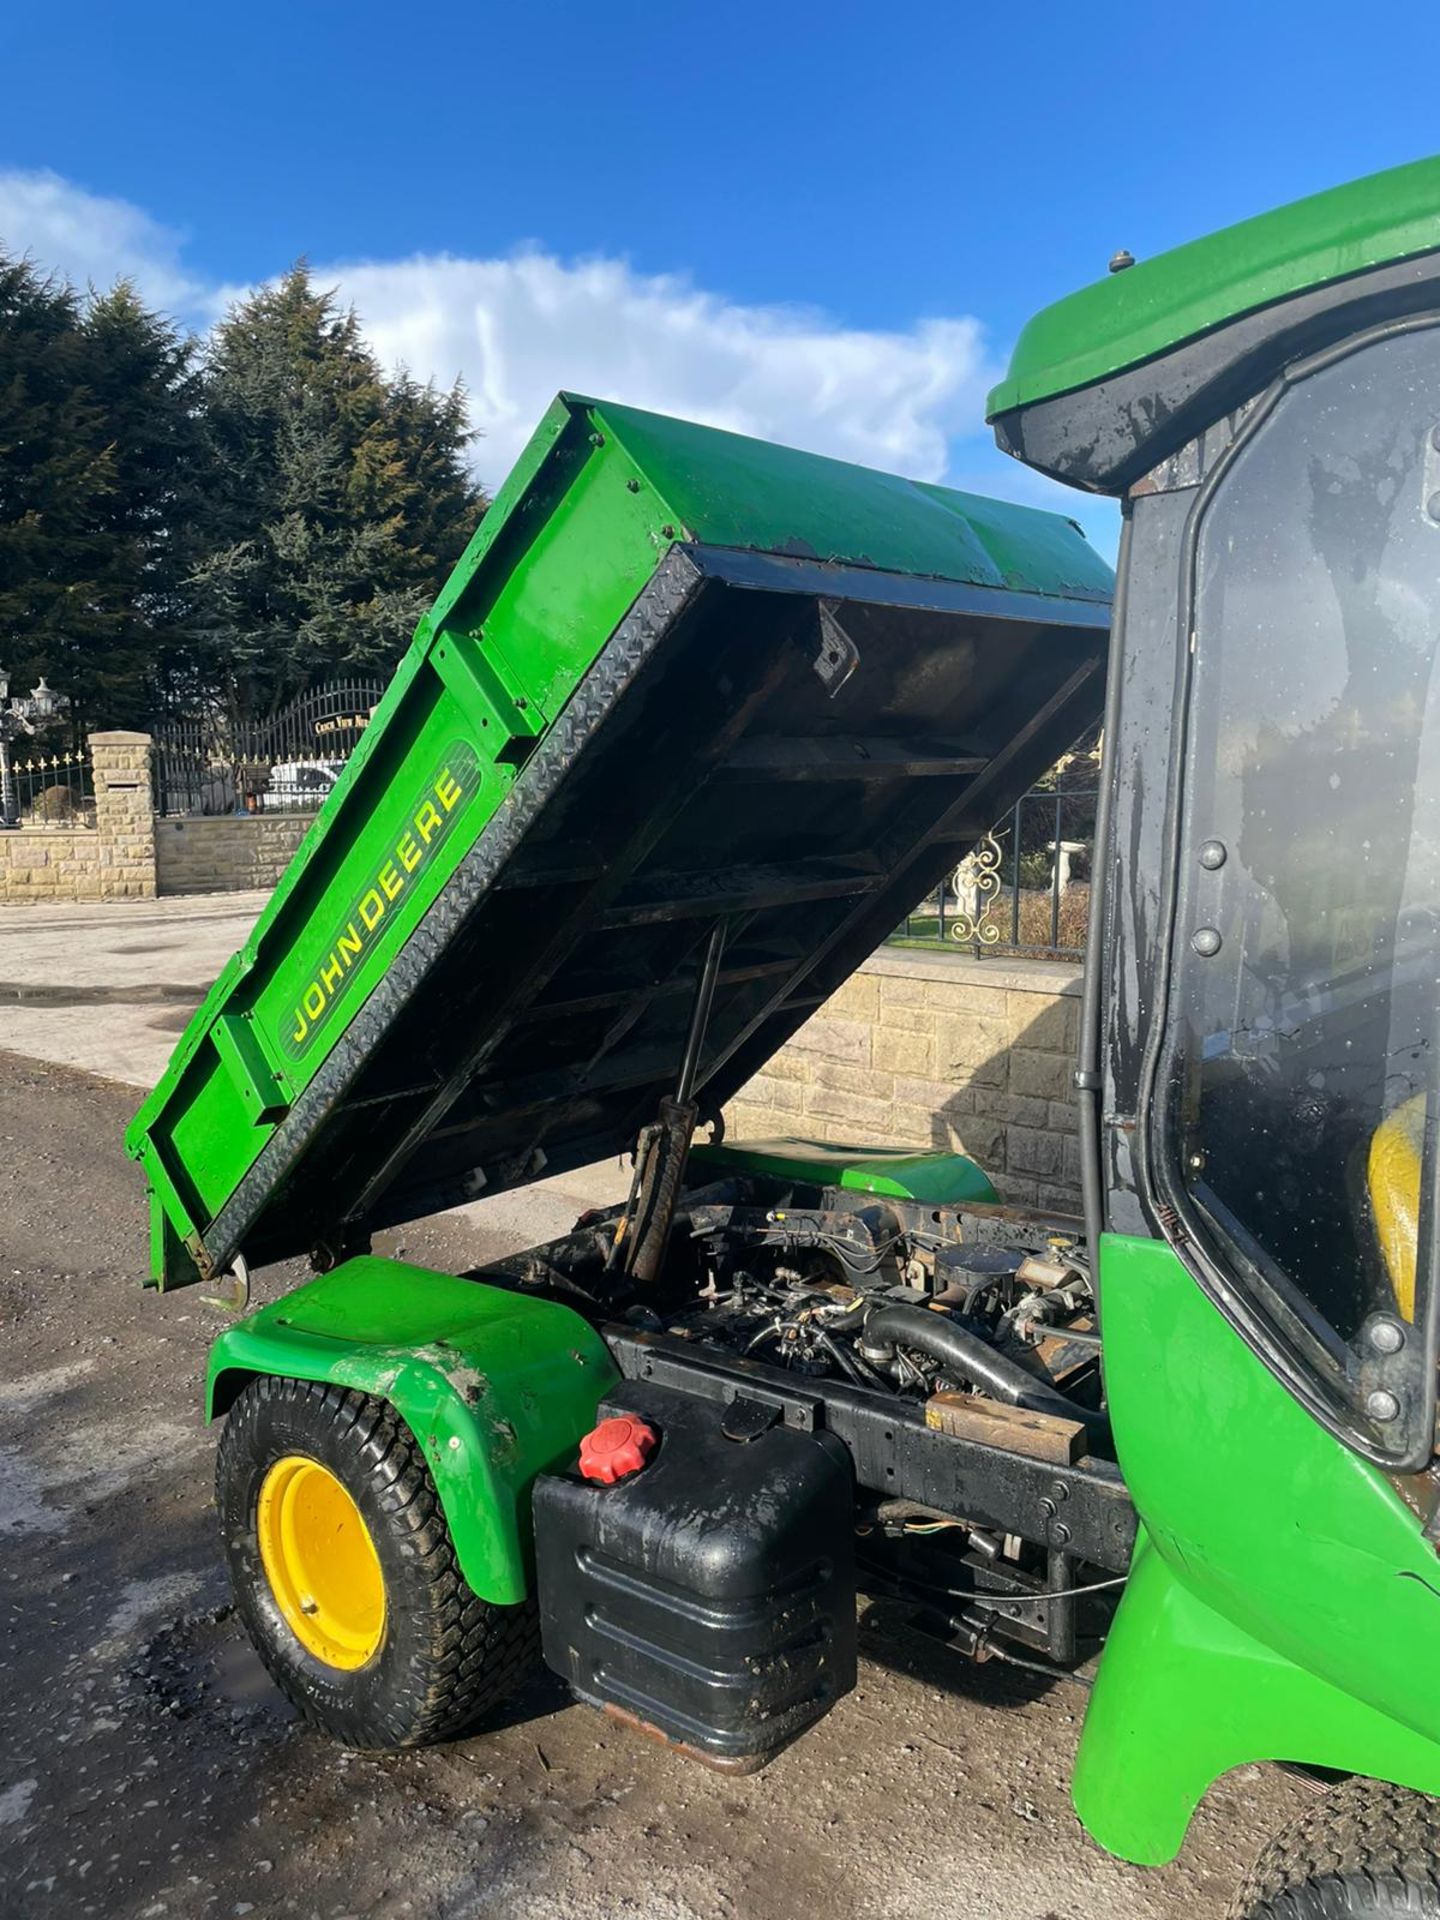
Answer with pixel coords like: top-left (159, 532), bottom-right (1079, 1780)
top-left (0, 827), bottom-right (98, 903)
top-left (722, 947), bottom-right (1082, 1212)
top-left (0, 727), bottom-right (320, 902)
top-left (155, 813), bottom-right (313, 896)
top-left (0, 731), bottom-right (157, 903)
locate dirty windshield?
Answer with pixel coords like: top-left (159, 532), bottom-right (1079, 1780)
top-left (1167, 323), bottom-right (1440, 1347)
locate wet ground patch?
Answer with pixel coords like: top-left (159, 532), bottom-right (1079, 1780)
top-left (126, 1601), bottom-right (294, 1733)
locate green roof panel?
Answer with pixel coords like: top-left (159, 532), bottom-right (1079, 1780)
top-left (987, 154), bottom-right (1440, 420)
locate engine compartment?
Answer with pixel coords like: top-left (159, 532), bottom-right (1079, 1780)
top-left (480, 1163), bottom-right (1124, 1701)
top-left (667, 1192), bottom-right (1101, 1417)
top-left (486, 1172), bottom-right (1107, 1442)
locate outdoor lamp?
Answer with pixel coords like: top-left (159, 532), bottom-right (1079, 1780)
top-left (23, 677), bottom-right (61, 721)
top-left (0, 670), bottom-right (67, 827)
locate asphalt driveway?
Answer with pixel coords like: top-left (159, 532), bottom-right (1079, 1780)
top-left (0, 1034), bottom-right (1308, 1920)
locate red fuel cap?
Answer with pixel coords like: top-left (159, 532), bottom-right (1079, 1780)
top-left (578, 1414), bottom-right (658, 1484)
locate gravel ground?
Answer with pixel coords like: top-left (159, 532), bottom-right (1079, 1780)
top-left (0, 1048), bottom-right (1309, 1920)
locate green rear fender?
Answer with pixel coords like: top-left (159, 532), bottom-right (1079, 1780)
top-left (206, 1258), bottom-right (619, 1605)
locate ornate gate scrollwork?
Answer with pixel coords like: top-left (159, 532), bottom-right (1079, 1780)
top-left (950, 832), bottom-right (1004, 946)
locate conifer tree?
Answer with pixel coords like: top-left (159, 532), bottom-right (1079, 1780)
top-left (0, 251), bottom-right (485, 725)
top-left (192, 266), bottom-right (484, 712)
top-left (76, 283), bottom-right (209, 721)
top-left (0, 257), bottom-right (208, 728)
top-left (0, 255), bottom-right (115, 727)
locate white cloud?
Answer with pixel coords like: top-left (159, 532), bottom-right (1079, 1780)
top-left (312, 249), bottom-right (996, 491)
top-left (0, 168), bottom-right (203, 311)
top-left (0, 169), bottom-right (1117, 556)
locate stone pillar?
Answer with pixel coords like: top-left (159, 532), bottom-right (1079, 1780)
top-left (91, 731), bottom-right (157, 899)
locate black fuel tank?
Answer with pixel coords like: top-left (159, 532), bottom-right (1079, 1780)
top-left (534, 1381), bottom-right (856, 1771)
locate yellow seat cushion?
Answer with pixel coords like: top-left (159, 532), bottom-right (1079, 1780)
top-left (1368, 1093), bottom-right (1426, 1320)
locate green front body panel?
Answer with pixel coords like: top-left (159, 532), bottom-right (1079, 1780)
top-left (126, 391), bottom-right (1109, 1289)
top-left (1080, 1234), bottom-right (1440, 1864)
top-left (693, 1136), bottom-right (1000, 1206)
top-left (205, 1258), bottom-right (619, 1604)
top-left (987, 153), bottom-right (1440, 418)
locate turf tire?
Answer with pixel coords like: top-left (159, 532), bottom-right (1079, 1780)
top-left (1231, 1778), bottom-right (1440, 1918)
top-left (215, 1374), bottom-right (540, 1748)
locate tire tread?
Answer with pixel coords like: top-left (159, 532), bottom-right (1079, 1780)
top-left (1231, 1778), bottom-right (1440, 1918)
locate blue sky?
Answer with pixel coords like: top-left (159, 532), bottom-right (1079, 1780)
top-left (4, 0), bottom-right (1439, 560)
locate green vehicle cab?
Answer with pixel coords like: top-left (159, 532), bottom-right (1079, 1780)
top-left (130, 154), bottom-right (1440, 1916)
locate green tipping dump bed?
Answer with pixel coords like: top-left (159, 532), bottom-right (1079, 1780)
top-left (126, 394), bottom-right (1112, 1289)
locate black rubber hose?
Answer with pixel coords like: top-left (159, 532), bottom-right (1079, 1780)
top-left (862, 1304), bottom-right (1105, 1431)
top-left (811, 1296), bottom-right (870, 1333)
top-left (813, 1327), bottom-right (892, 1392)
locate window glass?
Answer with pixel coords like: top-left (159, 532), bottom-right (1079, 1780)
top-left (1171, 326), bottom-right (1440, 1345)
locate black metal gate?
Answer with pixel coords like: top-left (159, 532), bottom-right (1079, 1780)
top-left (152, 680), bottom-right (385, 817)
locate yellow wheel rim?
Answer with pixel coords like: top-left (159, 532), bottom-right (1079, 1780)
top-left (256, 1455), bottom-right (386, 1670)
